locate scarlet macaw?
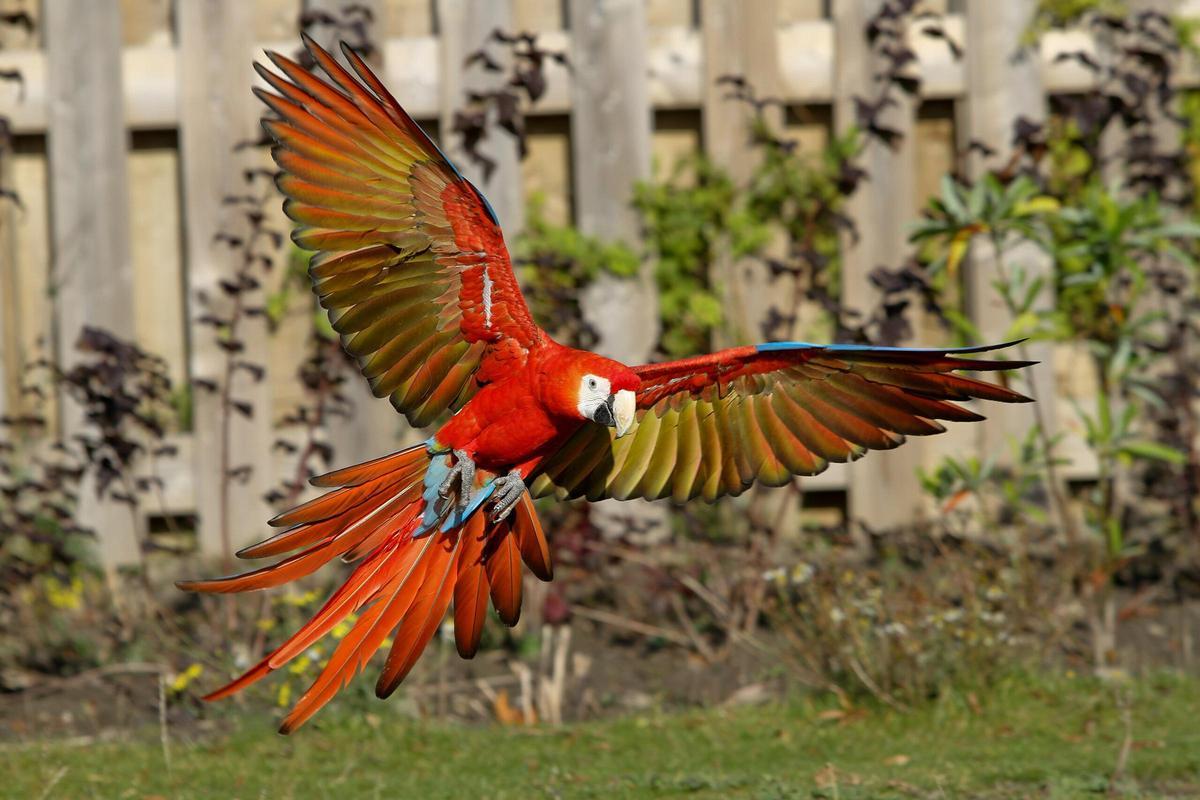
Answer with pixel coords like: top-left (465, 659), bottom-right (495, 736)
top-left (179, 36), bottom-right (1034, 732)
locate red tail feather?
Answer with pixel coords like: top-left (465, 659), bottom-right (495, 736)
top-left (484, 520), bottom-right (523, 627)
top-left (180, 445), bottom-right (554, 733)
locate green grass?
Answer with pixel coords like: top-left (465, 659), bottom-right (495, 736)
top-left (4, 672), bottom-right (1199, 799)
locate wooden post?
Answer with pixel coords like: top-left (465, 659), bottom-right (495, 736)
top-left (0, 154), bottom-right (14, 422)
top-left (177, 1), bottom-right (275, 558)
top-left (437, 0), bottom-right (525, 234)
top-left (964, 0), bottom-right (1057, 451)
top-left (0, 141), bottom-right (55, 440)
top-left (833, 0), bottom-right (925, 531)
top-left (43, 0), bottom-right (142, 568)
top-left (700, 0), bottom-right (782, 342)
top-left (569, 0), bottom-right (666, 542)
top-left (570, 0), bottom-right (658, 362)
top-left (700, 0), bottom-right (814, 538)
top-left (302, 0), bottom-right (401, 466)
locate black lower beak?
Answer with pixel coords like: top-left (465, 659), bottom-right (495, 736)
top-left (593, 394), bottom-right (616, 427)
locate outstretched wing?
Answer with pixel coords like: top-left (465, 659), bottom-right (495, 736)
top-left (529, 341), bottom-right (1033, 503)
top-left (257, 36), bottom-right (542, 426)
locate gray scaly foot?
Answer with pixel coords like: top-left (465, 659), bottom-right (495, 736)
top-left (490, 469), bottom-right (526, 523)
top-left (437, 449), bottom-right (476, 511)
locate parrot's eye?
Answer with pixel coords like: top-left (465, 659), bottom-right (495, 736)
top-left (587, 378), bottom-right (597, 390)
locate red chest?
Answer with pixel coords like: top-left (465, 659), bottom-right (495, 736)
top-left (435, 370), bottom-right (580, 470)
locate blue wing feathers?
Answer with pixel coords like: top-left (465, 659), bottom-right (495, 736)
top-left (755, 338), bottom-right (1031, 359)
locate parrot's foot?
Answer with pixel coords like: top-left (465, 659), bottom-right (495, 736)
top-left (437, 449), bottom-right (475, 511)
top-left (489, 469), bottom-right (526, 523)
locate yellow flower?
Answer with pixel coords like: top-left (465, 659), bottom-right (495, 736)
top-left (283, 589), bottom-right (320, 608)
top-left (44, 576), bottom-right (84, 610)
top-left (277, 682), bottom-right (292, 708)
top-left (170, 663), bottom-right (204, 694)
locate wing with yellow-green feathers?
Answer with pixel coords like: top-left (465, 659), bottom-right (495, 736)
top-left (529, 340), bottom-right (1033, 503)
top-left (256, 35), bottom-right (543, 427)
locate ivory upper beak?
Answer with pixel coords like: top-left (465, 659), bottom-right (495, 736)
top-left (613, 390), bottom-right (636, 438)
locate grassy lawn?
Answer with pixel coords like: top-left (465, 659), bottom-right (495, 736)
top-left (4, 672), bottom-right (1199, 799)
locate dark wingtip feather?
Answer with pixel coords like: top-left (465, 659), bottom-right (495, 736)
top-left (251, 61), bottom-right (275, 86)
top-left (968, 337), bottom-right (1026, 351)
top-left (299, 30), bottom-right (321, 54)
top-left (250, 85), bottom-right (288, 118)
top-left (941, 338), bottom-right (1029, 355)
top-left (264, 48), bottom-right (293, 72)
top-left (963, 361), bottom-right (1038, 372)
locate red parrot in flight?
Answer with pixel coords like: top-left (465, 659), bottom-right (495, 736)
top-left (179, 36), bottom-right (1034, 732)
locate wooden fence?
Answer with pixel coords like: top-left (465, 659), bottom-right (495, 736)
top-left (1, 0), bottom-right (1185, 566)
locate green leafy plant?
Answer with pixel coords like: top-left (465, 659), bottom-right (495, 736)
top-left (631, 156), bottom-right (735, 356)
top-left (913, 164), bottom-right (1200, 667)
top-left (1022, 0), bottom-right (1129, 47)
top-left (513, 195), bottom-right (639, 348)
top-left (919, 425), bottom-right (1061, 534)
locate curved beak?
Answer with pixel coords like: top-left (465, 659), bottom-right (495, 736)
top-left (611, 389), bottom-right (636, 438)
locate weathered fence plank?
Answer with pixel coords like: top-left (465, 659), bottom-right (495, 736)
top-left (43, 0), bottom-right (142, 568)
top-left (301, 0), bottom-right (402, 467)
top-left (700, 0), bottom-right (781, 343)
top-left (833, 0), bottom-right (925, 531)
top-left (0, 155), bottom-right (15, 421)
top-left (962, 0), bottom-right (1058, 453)
top-left (698, 0), bottom-right (816, 534)
top-left (177, 0), bottom-right (275, 561)
top-left (0, 143), bottom-right (54, 434)
top-left (4, 18), bottom-right (1194, 135)
top-left (128, 141), bottom-right (187, 391)
top-left (569, 0), bottom-right (665, 542)
top-left (437, 0), bottom-right (525, 233)
top-left (570, 0), bottom-right (658, 362)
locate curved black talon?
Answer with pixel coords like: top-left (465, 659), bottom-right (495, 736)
top-left (437, 449), bottom-right (476, 511)
top-left (490, 469), bottom-right (526, 523)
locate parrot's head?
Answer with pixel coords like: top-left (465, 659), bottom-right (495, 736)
top-left (542, 351), bottom-right (640, 438)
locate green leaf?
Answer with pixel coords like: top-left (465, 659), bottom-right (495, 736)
top-left (966, 180), bottom-right (987, 219)
top-left (1118, 440), bottom-right (1186, 465)
top-left (940, 175), bottom-right (967, 220)
top-left (1013, 195), bottom-right (1061, 217)
top-left (688, 293), bottom-right (724, 327)
top-left (1158, 221), bottom-right (1200, 239)
top-left (1006, 310), bottom-right (1041, 339)
top-left (266, 290), bottom-right (290, 327)
top-left (313, 309), bottom-right (338, 342)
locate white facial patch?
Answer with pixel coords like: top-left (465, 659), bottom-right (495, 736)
top-left (576, 374), bottom-right (611, 421)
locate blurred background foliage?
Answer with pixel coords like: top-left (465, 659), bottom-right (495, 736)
top-left (1, 5), bottom-right (1200, 780)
